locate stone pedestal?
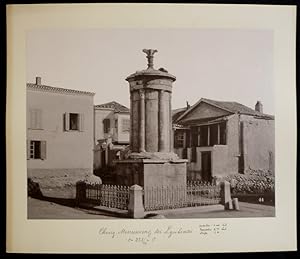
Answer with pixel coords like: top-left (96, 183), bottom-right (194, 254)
top-left (128, 184), bottom-right (145, 218)
top-left (115, 159), bottom-right (187, 188)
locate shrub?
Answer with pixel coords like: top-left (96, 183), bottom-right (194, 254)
top-left (223, 170), bottom-right (275, 195)
top-left (28, 178), bottom-right (43, 198)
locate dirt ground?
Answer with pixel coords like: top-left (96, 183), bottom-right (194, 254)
top-left (165, 202), bottom-right (275, 218)
top-left (28, 196), bottom-right (275, 219)
top-left (27, 197), bottom-right (120, 219)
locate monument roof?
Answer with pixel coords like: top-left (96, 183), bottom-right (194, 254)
top-left (126, 49), bottom-right (176, 81)
top-left (126, 68), bottom-right (176, 81)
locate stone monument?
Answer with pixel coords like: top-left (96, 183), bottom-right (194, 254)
top-left (114, 49), bottom-right (187, 188)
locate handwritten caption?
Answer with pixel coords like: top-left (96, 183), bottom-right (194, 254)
top-left (98, 223), bottom-right (228, 245)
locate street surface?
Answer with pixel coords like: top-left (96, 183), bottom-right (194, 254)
top-left (28, 197), bottom-right (275, 219)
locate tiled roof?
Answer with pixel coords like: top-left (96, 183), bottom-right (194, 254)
top-left (202, 98), bottom-right (274, 119)
top-left (27, 83), bottom-right (95, 96)
top-left (172, 107), bottom-right (188, 122)
top-left (95, 101), bottom-right (129, 113)
top-left (176, 98), bottom-right (274, 122)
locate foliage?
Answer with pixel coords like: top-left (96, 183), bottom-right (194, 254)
top-left (28, 178), bottom-right (43, 198)
top-left (223, 170), bottom-right (275, 195)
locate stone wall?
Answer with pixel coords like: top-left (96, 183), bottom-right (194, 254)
top-left (225, 114), bottom-right (240, 174)
top-left (28, 168), bottom-right (92, 198)
top-left (143, 161), bottom-right (187, 187)
top-left (114, 162), bottom-right (144, 186)
top-left (212, 145), bottom-right (229, 177)
top-left (241, 116), bottom-right (275, 174)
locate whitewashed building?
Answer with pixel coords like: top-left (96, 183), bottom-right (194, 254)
top-left (94, 101), bottom-right (130, 171)
top-left (27, 77), bottom-right (95, 180)
top-left (173, 98), bottom-right (275, 181)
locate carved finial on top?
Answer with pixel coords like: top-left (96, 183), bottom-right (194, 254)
top-left (142, 49), bottom-right (158, 69)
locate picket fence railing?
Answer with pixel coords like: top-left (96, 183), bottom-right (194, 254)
top-left (76, 180), bottom-right (221, 212)
top-left (76, 182), bottom-right (130, 210)
top-left (144, 181), bottom-right (221, 211)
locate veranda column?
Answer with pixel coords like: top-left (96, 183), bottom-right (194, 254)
top-left (217, 123), bottom-right (220, 145)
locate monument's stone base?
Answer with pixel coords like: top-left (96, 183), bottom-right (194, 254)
top-left (114, 159), bottom-right (187, 188)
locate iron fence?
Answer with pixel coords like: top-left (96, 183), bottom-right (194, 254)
top-left (76, 182), bottom-right (130, 210)
top-left (77, 181), bottom-right (221, 212)
top-left (186, 181), bottom-right (221, 207)
top-left (144, 185), bottom-right (187, 211)
top-left (144, 181), bottom-right (221, 211)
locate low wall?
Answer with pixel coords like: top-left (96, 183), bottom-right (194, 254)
top-left (28, 168), bottom-right (92, 198)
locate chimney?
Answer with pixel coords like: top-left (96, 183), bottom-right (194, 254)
top-left (255, 101), bottom-right (263, 113)
top-left (186, 101), bottom-right (190, 110)
top-left (36, 76), bottom-right (41, 85)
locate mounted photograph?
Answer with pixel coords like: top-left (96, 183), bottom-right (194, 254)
top-left (26, 28), bottom-right (275, 219)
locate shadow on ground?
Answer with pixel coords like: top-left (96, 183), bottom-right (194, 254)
top-left (38, 195), bottom-right (77, 207)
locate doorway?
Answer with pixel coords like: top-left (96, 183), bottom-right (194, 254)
top-left (201, 151), bottom-right (212, 182)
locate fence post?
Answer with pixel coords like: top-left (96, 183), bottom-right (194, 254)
top-left (220, 181), bottom-right (233, 210)
top-left (128, 184), bottom-right (144, 219)
top-left (232, 197), bottom-right (240, 210)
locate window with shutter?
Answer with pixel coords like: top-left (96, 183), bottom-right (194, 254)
top-left (115, 119), bottom-right (118, 132)
top-left (103, 119), bottom-right (110, 133)
top-left (121, 119), bottom-right (130, 133)
top-left (29, 140), bottom-right (46, 160)
top-left (70, 113), bottom-right (79, 130)
top-left (174, 131), bottom-right (184, 148)
top-left (64, 113), bottom-right (82, 131)
top-left (29, 109), bottom-right (43, 129)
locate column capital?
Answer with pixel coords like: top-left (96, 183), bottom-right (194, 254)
top-left (139, 89), bottom-right (145, 98)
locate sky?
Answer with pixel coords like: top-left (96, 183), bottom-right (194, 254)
top-left (26, 28), bottom-right (274, 115)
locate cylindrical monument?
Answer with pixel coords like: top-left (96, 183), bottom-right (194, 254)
top-left (126, 49), bottom-right (177, 159)
top-left (115, 49), bottom-right (187, 188)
